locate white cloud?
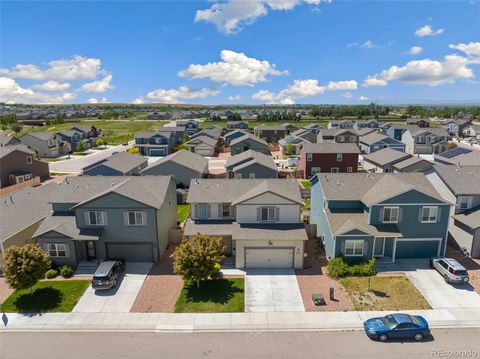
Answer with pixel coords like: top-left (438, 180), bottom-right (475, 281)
top-left (359, 96), bottom-right (369, 101)
top-left (408, 46), bottom-right (423, 55)
top-left (343, 92), bottom-right (352, 98)
top-left (228, 95), bottom-right (241, 101)
top-left (195, 0), bottom-right (330, 34)
top-left (134, 86), bottom-right (219, 104)
top-left (32, 80), bottom-right (71, 91)
top-left (252, 78), bottom-right (357, 104)
top-left (87, 97), bottom-right (108, 104)
top-left (449, 42), bottom-right (480, 56)
top-left (79, 75), bottom-right (114, 93)
top-left (0, 77), bottom-right (76, 104)
top-left (363, 54), bottom-right (480, 87)
top-left (415, 25), bottom-right (444, 37)
top-left (0, 55), bottom-right (105, 81)
top-left (361, 40), bottom-right (376, 49)
top-left (178, 50), bottom-right (287, 86)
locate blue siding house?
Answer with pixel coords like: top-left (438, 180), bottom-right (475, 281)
top-left (310, 173), bottom-right (450, 263)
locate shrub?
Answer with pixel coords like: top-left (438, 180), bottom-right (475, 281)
top-left (59, 265), bottom-right (74, 278)
top-left (45, 269), bottom-right (58, 279)
top-left (327, 257), bottom-right (376, 279)
top-left (211, 263), bottom-right (223, 279)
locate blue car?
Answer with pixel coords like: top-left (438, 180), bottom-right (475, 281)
top-left (363, 313), bottom-right (430, 342)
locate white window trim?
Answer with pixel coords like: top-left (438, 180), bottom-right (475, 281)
top-left (87, 210), bottom-right (106, 226)
top-left (382, 206), bottom-right (399, 223)
top-left (306, 153), bottom-right (313, 162)
top-left (126, 210), bottom-right (146, 226)
top-left (26, 156), bottom-right (33, 164)
top-left (336, 153), bottom-right (343, 162)
top-left (347, 167), bottom-right (353, 173)
top-left (421, 206), bottom-right (438, 223)
top-left (457, 196), bottom-right (471, 210)
top-left (47, 243), bottom-right (68, 258)
top-left (330, 167), bottom-right (339, 173)
top-left (260, 207), bottom-right (276, 222)
top-left (344, 240), bottom-right (364, 257)
top-left (311, 167), bottom-right (321, 175)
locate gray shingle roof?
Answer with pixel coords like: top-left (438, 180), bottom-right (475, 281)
top-left (83, 152), bottom-right (147, 174)
top-left (434, 165), bottom-right (480, 195)
top-left (142, 149), bottom-right (208, 174)
top-left (453, 207), bottom-right (480, 230)
top-left (185, 135), bottom-right (217, 147)
top-left (135, 131), bottom-right (172, 139)
top-left (0, 134), bottom-right (19, 146)
top-left (392, 157), bottom-right (433, 172)
top-left (225, 150), bottom-right (277, 172)
top-left (256, 125), bottom-right (288, 131)
top-left (22, 131), bottom-right (56, 141)
top-left (0, 144), bottom-right (35, 159)
top-left (359, 132), bottom-right (390, 146)
top-left (301, 143), bottom-right (360, 154)
top-left (325, 209), bottom-right (402, 236)
top-left (363, 148), bottom-right (411, 167)
top-left (435, 149), bottom-right (480, 166)
top-left (33, 214), bottom-right (102, 240)
top-left (230, 133), bottom-right (268, 146)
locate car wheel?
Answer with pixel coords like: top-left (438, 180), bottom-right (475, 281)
top-left (378, 334), bottom-right (388, 342)
top-left (443, 275), bottom-right (450, 283)
top-left (414, 333), bottom-right (424, 341)
top-left (429, 260), bottom-right (434, 269)
top-left (113, 278), bottom-right (117, 287)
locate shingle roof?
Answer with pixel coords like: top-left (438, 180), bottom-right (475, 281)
top-left (33, 214), bottom-right (102, 240)
top-left (392, 157), bottom-right (433, 171)
top-left (362, 148), bottom-right (411, 167)
top-left (0, 134), bottom-right (19, 146)
top-left (185, 135), bottom-right (217, 147)
top-left (83, 152), bottom-right (147, 174)
top-left (359, 132), bottom-right (390, 146)
top-left (325, 209), bottom-right (402, 236)
top-left (69, 125), bottom-right (95, 133)
top-left (187, 179), bottom-right (302, 205)
top-left (22, 131), bottom-right (56, 140)
top-left (435, 148), bottom-right (480, 166)
top-left (224, 129), bottom-right (248, 139)
top-left (453, 207), bottom-right (480, 230)
top-left (230, 133), bottom-right (268, 146)
top-left (256, 125), bottom-right (288, 131)
top-left (0, 144), bottom-right (35, 159)
top-left (142, 149), bottom-right (208, 174)
top-left (301, 142), bottom-right (360, 154)
top-left (226, 150), bottom-right (277, 172)
top-left (134, 131), bottom-right (172, 139)
top-left (434, 165), bottom-right (480, 195)
top-left (409, 126), bottom-right (449, 137)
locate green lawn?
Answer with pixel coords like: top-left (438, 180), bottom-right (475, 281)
top-left (177, 204), bottom-right (190, 223)
top-left (300, 180), bottom-right (312, 189)
top-left (39, 157), bottom-right (68, 162)
top-left (1, 280), bottom-right (90, 313)
top-left (340, 276), bottom-right (430, 311)
top-left (175, 278), bottom-right (244, 313)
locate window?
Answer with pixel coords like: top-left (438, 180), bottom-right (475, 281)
top-left (222, 204), bottom-right (231, 218)
top-left (421, 206), bottom-right (438, 223)
top-left (47, 243), bottom-right (67, 257)
top-left (344, 240), bottom-right (364, 256)
top-left (260, 207), bottom-right (276, 222)
top-left (350, 136), bottom-right (356, 142)
top-left (347, 167), bottom-right (353, 173)
top-left (311, 167), bottom-right (321, 175)
top-left (458, 196), bottom-right (471, 210)
top-left (249, 173), bottom-right (255, 179)
top-left (126, 211), bottom-right (145, 226)
top-left (382, 206), bottom-right (399, 223)
top-left (88, 211), bottom-right (106, 226)
top-left (338, 136), bottom-right (344, 142)
top-left (330, 167), bottom-right (339, 173)
top-left (384, 168), bottom-right (393, 173)
top-left (228, 171), bottom-right (235, 179)
top-left (198, 204), bottom-right (208, 218)
top-left (336, 153), bottom-right (343, 162)
top-left (26, 156), bottom-right (33, 164)
top-left (306, 153), bottom-right (313, 162)
top-left (235, 173), bottom-right (242, 179)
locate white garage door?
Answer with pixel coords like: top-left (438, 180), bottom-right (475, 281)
top-left (196, 148), bottom-right (213, 156)
top-left (245, 248), bottom-right (294, 268)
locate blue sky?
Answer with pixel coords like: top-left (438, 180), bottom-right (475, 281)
top-left (1, 0), bottom-right (479, 105)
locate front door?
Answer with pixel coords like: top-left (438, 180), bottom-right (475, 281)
top-left (374, 237), bottom-right (385, 258)
top-left (86, 241), bottom-right (96, 260)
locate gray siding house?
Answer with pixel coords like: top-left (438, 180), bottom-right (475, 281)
top-left (359, 132), bottom-right (406, 154)
top-left (230, 133), bottom-right (269, 155)
top-left (19, 131), bottom-right (71, 158)
top-left (185, 135), bottom-right (217, 157)
top-left (82, 152), bottom-right (148, 176)
top-left (134, 131), bottom-right (174, 156)
top-left (224, 129), bottom-right (249, 145)
top-left (225, 150), bottom-right (278, 179)
top-left (401, 126), bottom-right (450, 154)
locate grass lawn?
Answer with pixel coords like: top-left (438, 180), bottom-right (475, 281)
top-left (177, 204), bottom-right (190, 223)
top-left (175, 278), bottom-right (244, 313)
top-left (39, 157), bottom-right (67, 162)
top-left (50, 172), bottom-right (69, 176)
top-left (72, 151), bottom-right (93, 156)
top-left (300, 180), bottom-right (312, 189)
top-left (340, 276), bottom-right (430, 311)
top-left (1, 280), bottom-right (90, 313)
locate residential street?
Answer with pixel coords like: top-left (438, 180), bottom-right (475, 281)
top-left (2, 329), bottom-right (479, 359)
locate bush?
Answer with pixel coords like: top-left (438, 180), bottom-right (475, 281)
top-left (59, 265), bottom-right (74, 278)
top-left (327, 257), bottom-right (376, 279)
top-left (211, 263), bottom-right (223, 279)
top-left (45, 269), bottom-right (58, 279)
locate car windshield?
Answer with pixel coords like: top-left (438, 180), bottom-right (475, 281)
top-left (382, 315), bottom-right (398, 329)
top-left (93, 275), bottom-right (109, 281)
top-left (454, 270), bottom-right (468, 276)
top-left (409, 315), bottom-right (422, 327)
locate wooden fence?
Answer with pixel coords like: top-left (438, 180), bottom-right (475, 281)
top-left (0, 176), bottom-right (41, 196)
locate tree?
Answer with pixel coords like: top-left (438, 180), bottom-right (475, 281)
top-left (76, 141), bottom-right (85, 152)
top-left (173, 234), bottom-right (225, 287)
top-left (10, 123), bottom-right (22, 133)
top-left (127, 147), bottom-right (140, 154)
top-left (285, 143), bottom-right (295, 156)
top-left (3, 244), bottom-right (50, 292)
top-left (96, 138), bottom-right (106, 148)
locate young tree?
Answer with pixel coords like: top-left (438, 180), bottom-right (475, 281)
top-left (285, 143), bottom-right (295, 156)
top-left (76, 141), bottom-right (85, 152)
top-left (173, 234), bottom-right (225, 287)
top-left (3, 244), bottom-right (51, 292)
top-left (10, 123), bottom-right (22, 133)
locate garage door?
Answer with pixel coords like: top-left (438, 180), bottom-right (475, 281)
top-left (106, 242), bottom-right (154, 262)
top-left (196, 148), bottom-right (213, 156)
top-left (395, 240), bottom-right (440, 259)
top-left (245, 248), bottom-right (294, 268)
top-left (148, 149), bottom-right (165, 156)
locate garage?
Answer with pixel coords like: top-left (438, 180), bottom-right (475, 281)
top-left (245, 248), bottom-right (294, 268)
top-left (148, 148), bottom-right (166, 156)
top-left (106, 242), bottom-right (154, 262)
top-left (195, 148), bottom-right (214, 157)
top-left (394, 239), bottom-right (441, 259)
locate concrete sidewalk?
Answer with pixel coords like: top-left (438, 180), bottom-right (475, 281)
top-left (2, 307), bottom-right (480, 332)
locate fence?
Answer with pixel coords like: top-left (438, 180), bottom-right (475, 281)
top-left (0, 176), bottom-right (41, 196)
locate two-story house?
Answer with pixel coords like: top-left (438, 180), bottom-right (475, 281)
top-left (227, 121), bottom-right (249, 130)
top-left (359, 132), bottom-right (406, 154)
top-left (254, 125), bottom-right (288, 143)
top-left (134, 131), bottom-right (174, 156)
top-left (0, 144), bottom-right (49, 187)
top-left (278, 134), bottom-right (311, 156)
top-left (299, 143), bottom-right (360, 178)
top-left (327, 120), bottom-right (354, 129)
top-left (157, 127), bottom-right (186, 144)
top-left (185, 135), bottom-right (217, 157)
top-left (317, 129), bottom-right (359, 145)
top-left (82, 152), bottom-right (148, 176)
top-left (464, 124), bottom-right (480, 144)
top-left (354, 120), bottom-right (380, 130)
top-left (442, 119), bottom-right (472, 137)
top-left (303, 124), bottom-right (322, 135)
top-left (225, 150), bottom-right (278, 179)
top-left (426, 165), bottom-right (480, 258)
top-left (362, 148), bottom-right (412, 173)
top-left (19, 131), bottom-right (71, 158)
top-left (32, 176), bottom-right (177, 266)
top-left (401, 127), bottom-right (450, 154)
top-left (230, 133), bottom-right (269, 155)
top-left (175, 119), bottom-right (199, 135)
top-left (184, 179), bottom-right (307, 268)
top-left (224, 129), bottom-right (249, 145)
top-left (57, 129), bottom-right (90, 152)
top-left (310, 173), bottom-right (450, 263)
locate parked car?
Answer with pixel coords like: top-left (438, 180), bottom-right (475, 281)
top-left (363, 313), bottom-right (430, 342)
top-left (430, 257), bottom-right (469, 284)
top-left (91, 260), bottom-right (125, 290)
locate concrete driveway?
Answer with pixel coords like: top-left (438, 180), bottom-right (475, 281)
top-left (73, 262), bottom-right (152, 313)
top-left (245, 269), bottom-right (305, 312)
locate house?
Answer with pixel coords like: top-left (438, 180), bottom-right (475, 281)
top-left (391, 157), bottom-right (433, 173)
top-left (175, 119), bottom-right (198, 135)
top-left (434, 147), bottom-right (480, 166)
top-left (254, 125), bottom-right (288, 143)
top-left (290, 128), bottom-right (317, 143)
top-left (310, 173), bottom-right (450, 262)
top-left (19, 131), bottom-right (71, 158)
top-left (359, 132), bottom-right (406, 154)
top-left (327, 120), bottom-right (354, 129)
top-left (32, 176), bottom-right (177, 266)
top-left (227, 121), bottom-right (249, 130)
top-left (204, 124), bottom-right (223, 132)
top-left (385, 124), bottom-right (408, 141)
top-left (134, 131), bottom-right (174, 156)
top-left (184, 179), bottom-right (307, 269)
top-left (282, 123), bottom-right (300, 133)
top-left (225, 150), bottom-right (278, 179)
top-left (426, 165), bottom-right (480, 257)
top-left (354, 120), bottom-right (379, 130)
top-left (157, 127), bottom-right (186, 144)
top-left (82, 152), bottom-right (148, 176)
top-left (185, 135), bottom-right (217, 157)
top-left (189, 128), bottom-right (222, 141)
top-left (57, 129), bottom-right (91, 152)
top-left (407, 118), bottom-right (430, 128)
top-left (355, 127), bottom-right (380, 138)
top-left (69, 125), bottom-right (102, 140)
top-left (0, 134), bottom-right (20, 146)
top-left (400, 126), bottom-right (450, 154)
top-left (463, 124), bottom-right (480, 143)
top-left (299, 143), bottom-right (360, 178)
top-left (442, 119), bottom-right (472, 137)
top-left (141, 150), bottom-right (208, 187)
top-left (224, 129), bottom-right (249, 145)
top-left (303, 124), bottom-right (322, 135)
top-left (317, 129), bottom-right (359, 145)
top-left (0, 144), bottom-right (49, 187)
top-left (230, 133), bottom-right (269, 155)
top-left (278, 134), bottom-right (310, 156)
top-left (362, 148), bottom-right (413, 173)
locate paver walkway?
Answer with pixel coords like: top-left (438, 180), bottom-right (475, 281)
top-left (245, 269), bottom-right (305, 312)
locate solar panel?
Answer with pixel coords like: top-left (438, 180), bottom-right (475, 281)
top-left (438, 147), bottom-right (471, 159)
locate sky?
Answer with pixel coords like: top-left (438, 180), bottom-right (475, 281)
top-left (1, 0), bottom-right (480, 105)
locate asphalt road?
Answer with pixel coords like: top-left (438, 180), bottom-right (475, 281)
top-left (1, 329), bottom-right (479, 359)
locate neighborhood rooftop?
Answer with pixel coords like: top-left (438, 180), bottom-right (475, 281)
top-left (302, 142), bottom-right (360, 154)
top-left (363, 148), bottom-right (411, 166)
top-left (434, 165), bottom-right (480, 196)
top-left (226, 150), bottom-right (277, 172)
top-left (83, 152), bottom-right (147, 174)
top-left (142, 149), bottom-right (208, 173)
